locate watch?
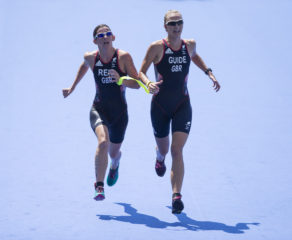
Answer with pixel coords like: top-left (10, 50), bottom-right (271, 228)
top-left (205, 68), bottom-right (212, 75)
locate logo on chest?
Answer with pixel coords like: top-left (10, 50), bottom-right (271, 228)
top-left (182, 45), bottom-right (187, 55)
top-left (111, 57), bottom-right (117, 68)
top-left (165, 48), bottom-right (173, 54)
top-left (95, 60), bottom-right (103, 67)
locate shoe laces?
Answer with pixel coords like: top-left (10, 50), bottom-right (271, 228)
top-left (173, 193), bottom-right (182, 200)
top-left (156, 159), bottom-right (165, 168)
top-left (109, 168), bottom-right (117, 178)
top-left (96, 186), bottom-right (104, 193)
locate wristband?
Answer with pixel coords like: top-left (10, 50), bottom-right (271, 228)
top-left (117, 76), bottom-right (149, 94)
top-left (205, 68), bottom-right (212, 75)
top-left (146, 81), bottom-right (152, 88)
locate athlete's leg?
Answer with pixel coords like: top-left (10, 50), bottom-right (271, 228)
top-left (151, 100), bottom-right (171, 176)
top-left (94, 124), bottom-right (110, 183)
top-left (170, 131), bottom-right (188, 194)
top-left (106, 110), bottom-right (128, 186)
top-left (109, 142), bottom-right (122, 169)
top-left (107, 109), bottom-right (128, 169)
top-left (170, 99), bottom-right (192, 193)
top-left (153, 136), bottom-right (169, 177)
top-left (106, 142), bottom-right (122, 187)
top-left (155, 136), bottom-right (169, 157)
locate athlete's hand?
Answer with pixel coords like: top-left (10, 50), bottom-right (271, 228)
top-left (208, 73), bottom-right (220, 92)
top-left (62, 88), bottom-right (74, 98)
top-left (109, 69), bottom-right (120, 82)
top-left (148, 80), bottom-right (163, 94)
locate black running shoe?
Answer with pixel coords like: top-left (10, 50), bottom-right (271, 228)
top-left (155, 159), bottom-right (166, 177)
top-left (172, 193), bottom-right (184, 214)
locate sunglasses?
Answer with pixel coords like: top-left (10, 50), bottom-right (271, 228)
top-left (95, 31), bottom-right (113, 39)
top-left (166, 19), bottom-right (184, 26)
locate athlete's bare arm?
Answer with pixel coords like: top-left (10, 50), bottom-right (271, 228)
top-left (62, 51), bottom-right (96, 98)
top-left (117, 50), bottom-right (140, 89)
top-left (139, 41), bottom-right (164, 94)
top-left (186, 39), bottom-right (220, 92)
top-left (84, 51), bottom-right (98, 70)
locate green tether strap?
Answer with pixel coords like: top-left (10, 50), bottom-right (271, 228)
top-left (117, 76), bottom-right (149, 94)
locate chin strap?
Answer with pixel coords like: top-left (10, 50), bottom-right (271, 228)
top-left (117, 76), bottom-right (149, 94)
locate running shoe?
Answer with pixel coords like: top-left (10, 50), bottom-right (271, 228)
top-left (155, 158), bottom-right (166, 177)
top-left (94, 183), bottom-right (105, 201)
top-left (107, 165), bottom-right (119, 186)
top-left (172, 193), bottom-right (184, 214)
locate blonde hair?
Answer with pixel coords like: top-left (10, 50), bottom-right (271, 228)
top-left (164, 10), bottom-right (182, 24)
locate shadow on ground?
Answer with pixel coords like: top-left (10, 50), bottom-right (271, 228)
top-left (96, 202), bottom-right (259, 233)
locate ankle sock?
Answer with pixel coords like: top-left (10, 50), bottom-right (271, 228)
top-left (111, 151), bottom-right (121, 169)
top-left (156, 148), bottom-right (165, 162)
top-left (172, 193), bottom-right (182, 199)
top-left (96, 181), bottom-right (104, 188)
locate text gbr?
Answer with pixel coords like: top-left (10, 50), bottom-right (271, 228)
top-left (97, 69), bottom-right (114, 84)
top-left (168, 56), bottom-right (187, 72)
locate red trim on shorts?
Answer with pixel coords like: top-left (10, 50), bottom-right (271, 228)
top-left (174, 96), bottom-right (189, 114)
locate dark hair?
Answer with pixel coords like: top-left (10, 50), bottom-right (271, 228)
top-left (93, 24), bottom-right (111, 38)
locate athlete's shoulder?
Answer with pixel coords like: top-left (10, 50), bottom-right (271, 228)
top-left (117, 49), bottom-right (130, 57)
top-left (183, 39), bottom-right (196, 46)
top-left (83, 51), bottom-right (97, 67)
top-left (147, 40), bottom-right (164, 53)
top-left (84, 50), bottom-right (97, 59)
top-left (117, 49), bottom-right (133, 61)
top-left (84, 50), bottom-right (98, 57)
top-left (183, 39), bottom-right (196, 57)
top-left (152, 39), bottom-right (164, 46)
top-left (150, 39), bottom-right (164, 48)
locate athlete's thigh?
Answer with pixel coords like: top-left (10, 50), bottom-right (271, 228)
top-left (95, 124), bottom-right (110, 142)
top-left (108, 110), bottom-right (128, 144)
top-left (90, 105), bottom-right (110, 142)
top-left (171, 100), bottom-right (192, 134)
top-left (151, 101), bottom-right (171, 138)
top-left (90, 105), bottom-right (106, 132)
top-left (171, 131), bottom-right (189, 150)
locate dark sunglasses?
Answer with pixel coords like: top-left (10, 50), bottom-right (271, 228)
top-left (95, 31), bottom-right (113, 39)
top-left (166, 19), bottom-right (184, 26)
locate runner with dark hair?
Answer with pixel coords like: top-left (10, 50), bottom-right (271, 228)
top-left (63, 24), bottom-right (140, 201)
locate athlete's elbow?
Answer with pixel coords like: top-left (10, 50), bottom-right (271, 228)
top-left (134, 83), bottom-right (140, 89)
top-left (127, 82), bottom-right (139, 89)
top-left (131, 79), bottom-right (140, 89)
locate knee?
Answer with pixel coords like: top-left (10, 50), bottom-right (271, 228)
top-left (109, 149), bottom-right (121, 159)
top-left (171, 145), bottom-right (183, 159)
top-left (98, 139), bottom-right (109, 152)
